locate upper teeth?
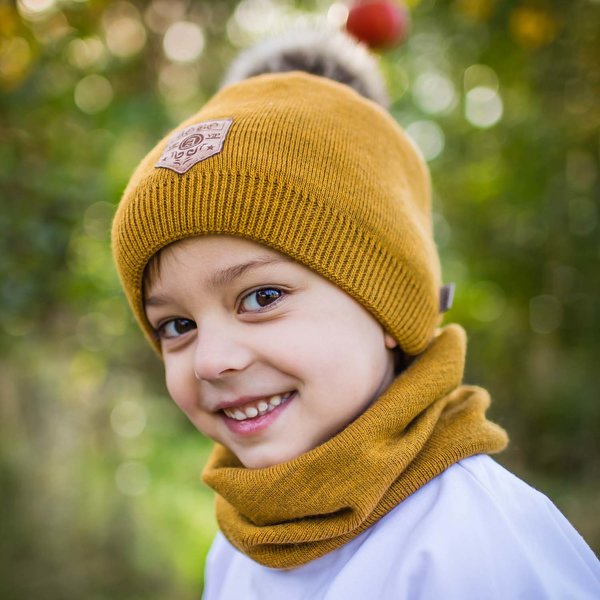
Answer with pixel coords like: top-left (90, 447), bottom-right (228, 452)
top-left (223, 393), bottom-right (291, 421)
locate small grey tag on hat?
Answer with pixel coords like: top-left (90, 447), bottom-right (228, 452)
top-left (440, 283), bottom-right (455, 313)
top-left (155, 118), bottom-right (233, 174)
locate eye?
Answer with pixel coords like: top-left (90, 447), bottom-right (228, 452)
top-left (239, 287), bottom-right (284, 313)
top-left (156, 318), bottom-right (196, 340)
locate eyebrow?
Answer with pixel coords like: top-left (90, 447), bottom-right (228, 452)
top-left (144, 255), bottom-right (290, 307)
top-left (207, 255), bottom-right (289, 288)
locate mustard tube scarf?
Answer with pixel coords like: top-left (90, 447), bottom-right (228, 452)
top-left (202, 324), bottom-right (508, 569)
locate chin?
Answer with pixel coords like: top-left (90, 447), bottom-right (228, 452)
top-left (237, 446), bottom-right (303, 470)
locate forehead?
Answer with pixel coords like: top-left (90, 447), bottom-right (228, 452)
top-left (168, 235), bottom-right (282, 259)
top-left (145, 235), bottom-right (293, 294)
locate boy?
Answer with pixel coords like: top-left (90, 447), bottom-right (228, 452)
top-left (112, 30), bottom-right (599, 599)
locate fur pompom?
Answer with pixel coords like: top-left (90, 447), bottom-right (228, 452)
top-left (221, 27), bottom-right (389, 108)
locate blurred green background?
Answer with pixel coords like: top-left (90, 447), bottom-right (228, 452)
top-left (1, 0), bottom-right (598, 597)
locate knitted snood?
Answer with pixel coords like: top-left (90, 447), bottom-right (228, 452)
top-left (202, 324), bottom-right (508, 568)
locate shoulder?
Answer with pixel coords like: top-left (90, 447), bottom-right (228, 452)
top-left (418, 454), bottom-right (590, 547)
top-left (367, 454), bottom-right (600, 598)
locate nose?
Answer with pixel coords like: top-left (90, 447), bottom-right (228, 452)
top-left (192, 322), bottom-right (253, 381)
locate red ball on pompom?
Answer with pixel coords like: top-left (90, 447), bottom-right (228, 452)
top-left (345, 0), bottom-right (410, 49)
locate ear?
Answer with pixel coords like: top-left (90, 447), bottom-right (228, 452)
top-left (384, 331), bottom-right (398, 349)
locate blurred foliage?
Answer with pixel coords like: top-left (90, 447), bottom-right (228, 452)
top-left (1, 0), bottom-right (599, 597)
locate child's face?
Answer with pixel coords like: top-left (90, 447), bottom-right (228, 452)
top-left (144, 235), bottom-right (397, 469)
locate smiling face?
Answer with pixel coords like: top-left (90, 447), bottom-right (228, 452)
top-left (144, 235), bottom-right (397, 469)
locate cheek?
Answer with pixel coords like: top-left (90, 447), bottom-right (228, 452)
top-left (312, 305), bottom-right (386, 365)
top-left (164, 358), bottom-right (196, 413)
top-left (278, 314), bottom-right (382, 387)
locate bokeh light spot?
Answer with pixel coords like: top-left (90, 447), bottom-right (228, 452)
top-left (17, 0), bottom-right (55, 20)
top-left (228, 0), bottom-right (288, 46)
top-left (105, 17), bottom-right (146, 58)
top-left (463, 64), bottom-right (499, 93)
top-left (66, 37), bottom-right (108, 70)
top-left (510, 7), bottom-right (559, 49)
top-left (111, 400), bottom-right (147, 439)
top-left (144, 0), bottom-right (186, 34)
top-left (0, 37), bottom-right (31, 85)
top-left (163, 21), bottom-right (205, 63)
top-left (74, 74), bottom-right (114, 114)
top-left (101, 3), bottom-right (147, 58)
top-left (413, 71), bottom-right (457, 115)
top-left (465, 86), bottom-right (503, 128)
top-left (406, 120), bottom-right (445, 161)
top-left (30, 11), bottom-right (70, 44)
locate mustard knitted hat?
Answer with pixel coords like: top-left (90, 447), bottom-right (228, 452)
top-left (112, 69), bottom-right (445, 356)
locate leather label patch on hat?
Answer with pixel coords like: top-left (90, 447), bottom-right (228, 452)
top-left (155, 118), bottom-right (233, 174)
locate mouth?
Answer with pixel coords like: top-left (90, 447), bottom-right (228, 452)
top-left (220, 391), bottom-right (295, 422)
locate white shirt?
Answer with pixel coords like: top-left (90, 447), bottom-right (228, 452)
top-left (203, 454), bottom-right (600, 599)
